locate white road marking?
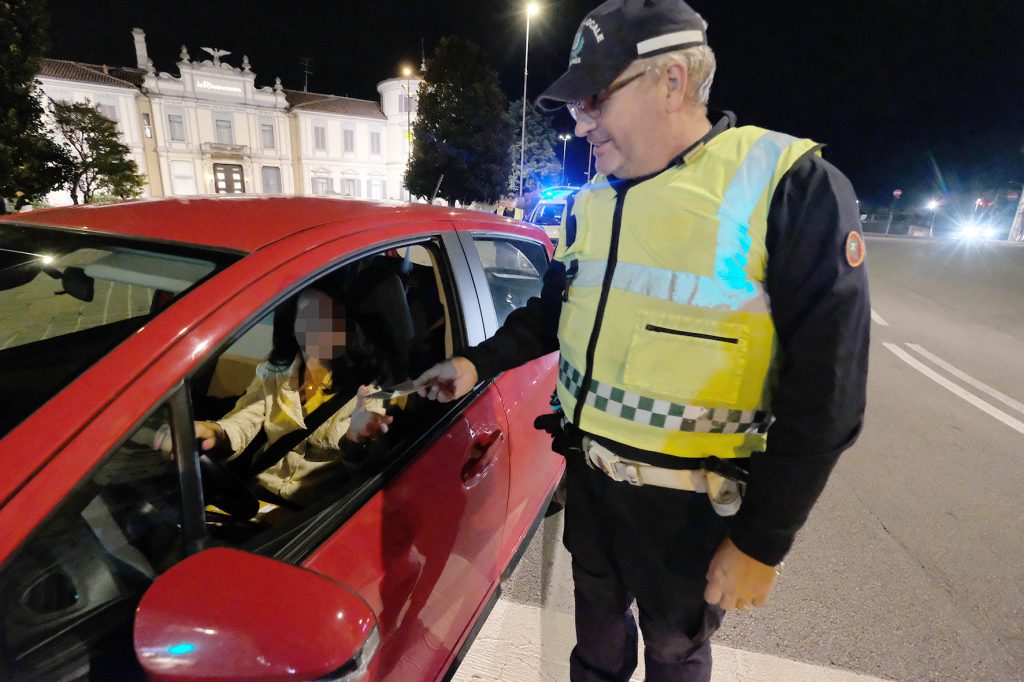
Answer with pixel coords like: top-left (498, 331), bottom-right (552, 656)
top-left (883, 343), bottom-right (1024, 435)
top-left (906, 343), bottom-right (1024, 416)
top-left (453, 599), bottom-right (890, 682)
top-left (870, 309), bottom-right (889, 326)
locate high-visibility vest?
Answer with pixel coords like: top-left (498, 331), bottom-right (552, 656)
top-left (554, 126), bottom-right (819, 460)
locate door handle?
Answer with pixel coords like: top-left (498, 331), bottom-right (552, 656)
top-left (461, 430), bottom-right (504, 484)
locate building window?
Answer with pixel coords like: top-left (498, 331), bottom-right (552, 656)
top-left (399, 94), bottom-right (417, 113)
top-left (213, 163), bottom-right (245, 194)
top-left (312, 176), bottom-right (331, 195)
top-left (261, 166), bottom-right (282, 193)
top-left (370, 131), bottom-right (381, 156)
top-left (343, 130), bottom-right (355, 154)
top-left (368, 180), bottom-right (385, 200)
top-left (260, 123), bottom-right (275, 150)
top-left (97, 103), bottom-right (118, 123)
top-left (342, 178), bottom-right (360, 197)
top-left (169, 160), bottom-right (197, 195)
top-left (142, 112), bottom-right (153, 138)
top-left (168, 114), bottom-right (186, 142)
top-left (215, 118), bottom-right (233, 145)
top-left (314, 125), bottom-right (327, 151)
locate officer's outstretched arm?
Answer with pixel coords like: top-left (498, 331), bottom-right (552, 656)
top-left (415, 357), bottom-right (479, 403)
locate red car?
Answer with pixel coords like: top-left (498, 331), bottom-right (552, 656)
top-left (0, 197), bottom-right (563, 681)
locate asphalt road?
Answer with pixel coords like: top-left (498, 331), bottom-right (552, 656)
top-left (489, 235), bottom-right (1024, 681)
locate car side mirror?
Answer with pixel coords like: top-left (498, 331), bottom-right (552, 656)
top-left (134, 548), bottom-right (379, 681)
top-left (61, 266), bottom-right (94, 302)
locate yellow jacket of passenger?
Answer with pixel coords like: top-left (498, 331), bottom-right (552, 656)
top-left (554, 126), bottom-right (819, 460)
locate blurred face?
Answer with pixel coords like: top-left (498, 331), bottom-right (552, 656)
top-left (571, 66), bottom-right (669, 179)
top-left (294, 289), bottom-right (347, 362)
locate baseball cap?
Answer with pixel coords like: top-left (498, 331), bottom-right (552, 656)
top-left (536, 0), bottom-right (708, 111)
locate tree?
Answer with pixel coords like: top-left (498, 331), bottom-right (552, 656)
top-left (404, 37), bottom-right (514, 206)
top-left (50, 101), bottom-right (145, 205)
top-left (0, 0), bottom-right (68, 207)
top-left (507, 99), bottom-right (562, 194)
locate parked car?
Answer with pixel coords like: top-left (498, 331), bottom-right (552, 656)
top-left (526, 186), bottom-right (579, 244)
top-left (0, 197), bottom-right (563, 682)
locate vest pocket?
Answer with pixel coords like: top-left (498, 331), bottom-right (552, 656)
top-left (623, 311), bottom-right (748, 405)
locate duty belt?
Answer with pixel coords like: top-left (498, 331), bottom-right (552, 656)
top-left (581, 437), bottom-right (745, 516)
top-left (582, 437), bottom-right (708, 492)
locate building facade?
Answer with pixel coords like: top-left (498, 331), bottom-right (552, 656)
top-left (35, 60), bottom-right (154, 204)
top-left (34, 28), bottom-right (421, 206)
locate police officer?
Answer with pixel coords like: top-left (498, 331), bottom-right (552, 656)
top-left (496, 192), bottom-right (525, 220)
top-left (417, 1), bottom-right (869, 679)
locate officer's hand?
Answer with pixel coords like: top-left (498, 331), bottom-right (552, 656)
top-left (415, 357), bottom-right (479, 403)
top-left (703, 537), bottom-right (779, 611)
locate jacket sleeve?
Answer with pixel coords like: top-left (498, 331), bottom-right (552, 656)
top-left (460, 258), bottom-right (565, 381)
top-left (727, 152), bottom-right (871, 566)
top-left (216, 372), bottom-right (269, 459)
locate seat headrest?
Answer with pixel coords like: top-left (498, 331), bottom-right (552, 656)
top-left (350, 264), bottom-right (415, 354)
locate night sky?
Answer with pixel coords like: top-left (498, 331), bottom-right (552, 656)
top-left (45, 0), bottom-right (1024, 207)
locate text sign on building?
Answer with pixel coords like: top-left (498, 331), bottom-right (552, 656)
top-left (195, 79), bottom-right (243, 95)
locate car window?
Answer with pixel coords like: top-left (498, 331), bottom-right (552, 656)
top-left (531, 202), bottom-right (565, 226)
top-left (472, 237), bottom-right (548, 325)
top-left (0, 224), bottom-right (237, 440)
top-left (0, 403), bottom-right (184, 681)
top-left (189, 238), bottom-right (460, 551)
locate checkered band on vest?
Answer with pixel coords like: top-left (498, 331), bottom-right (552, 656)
top-left (559, 357), bottom-right (772, 434)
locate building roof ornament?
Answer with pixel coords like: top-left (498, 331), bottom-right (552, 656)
top-left (274, 77), bottom-right (283, 92)
top-left (200, 47), bottom-right (231, 67)
top-left (179, 45), bottom-right (190, 64)
top-left (242, 55), bottom-right (251, 72)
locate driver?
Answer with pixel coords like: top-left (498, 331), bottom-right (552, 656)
top-left (158, 285), bottom-right (392, 505)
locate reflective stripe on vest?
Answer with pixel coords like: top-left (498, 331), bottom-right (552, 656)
top-left (560, 357), bottom-right (771, 434)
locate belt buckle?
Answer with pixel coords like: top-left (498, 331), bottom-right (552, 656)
top-left (587, 442), bottom-right (643, 486)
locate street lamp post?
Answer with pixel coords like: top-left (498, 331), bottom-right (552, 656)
top-left (520, 2), bottom-right (540, 201)
top-left (926, 199), bottom-right (939, 236)
top-left (885, 188), bottom-right (902, 235)
top-left (558, 133), bottom-right (571, 185)
top-left (402, 66), bottom-right (413, 202)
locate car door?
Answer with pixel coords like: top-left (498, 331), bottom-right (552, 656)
top-left (290, 231), bottom-right (511, 681)
top-left (458, 226), bottom-right (564, 576)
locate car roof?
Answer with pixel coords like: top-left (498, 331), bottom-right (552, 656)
top-left (4, 196), bottom-right (506, 253)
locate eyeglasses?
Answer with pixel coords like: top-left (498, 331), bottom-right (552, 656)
top-left (566, 67), bottom-right (652, 121)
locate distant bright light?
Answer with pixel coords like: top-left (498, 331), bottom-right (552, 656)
top-left (527, 2), bottom-right (540, 16)
top-left (926, 200), bottom-right (939, 211)
top-left (401, 66), bottom-right (412, 77)
top-left (167, 643), bottom-right (196, 656)
top-left (40, 254), bottom-right (55, 265)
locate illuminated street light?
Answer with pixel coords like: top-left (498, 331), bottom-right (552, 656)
top-left (401, 65), bottom-right (414, 202)
top-left (519, 3), bottom-right (541, 201)
top-left (925, 198), bottom-right (939, 235)
top-left (558, 133), bottom-right (571, 185)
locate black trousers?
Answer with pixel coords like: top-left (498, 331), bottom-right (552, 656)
top-left (562, 451), bottom-right (728, 682)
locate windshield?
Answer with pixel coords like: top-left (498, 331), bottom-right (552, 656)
top-left (531, 203), bottom-right (565, 227)
top-left (0, 224), bottom-right (238, 439)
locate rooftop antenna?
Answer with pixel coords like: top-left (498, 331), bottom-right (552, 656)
top-left (299, 57), bottom-right (315, 92)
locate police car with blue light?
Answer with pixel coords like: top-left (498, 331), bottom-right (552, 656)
top-left (527, 186), bottom-right (579, 244)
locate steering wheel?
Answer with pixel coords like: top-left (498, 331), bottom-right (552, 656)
top-left (198, 454), bottom-right (260, 521)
